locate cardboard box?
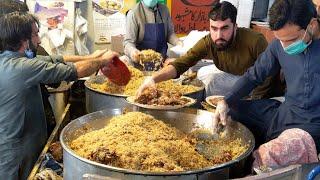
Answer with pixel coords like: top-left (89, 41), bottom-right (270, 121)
top-left (111, 34), bottom-right (124, 54)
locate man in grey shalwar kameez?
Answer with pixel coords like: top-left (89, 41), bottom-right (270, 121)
top-left (0, 12), bottom-right (119, 179)
top-left (123, 0), bottom-right (182, 66)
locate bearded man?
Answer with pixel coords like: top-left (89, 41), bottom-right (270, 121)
top-left (138, 1), bottom-right (279, 99)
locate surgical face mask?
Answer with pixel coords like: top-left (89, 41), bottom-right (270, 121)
top-left (25, 49), bottom-right (34, 58)
top-left (283, 28), bottom-right (313, 55)
top-left (143, 0), bottom-right (158, 8)
top-left (24, 40), bottom-right (35, 59)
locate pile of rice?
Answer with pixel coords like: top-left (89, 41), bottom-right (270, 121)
top-left (139, 49), bottom-right (163, 63)
top-left (70, 112), bottom-right (248, 172)
top-left (90, 67), bottom-right (201, 96)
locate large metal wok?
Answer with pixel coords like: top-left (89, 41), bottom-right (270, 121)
top-left (60, 107), bottom-right (255, 180)
top-left (84, 75), bottom-right (205, 113)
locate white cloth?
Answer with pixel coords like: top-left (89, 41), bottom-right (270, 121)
top-left (47, 24), bottom-right (73, 48)
top-left (75, 8), bottom-right (89, 55)
top-left (169, 30), bottom-right (209, 57)
top-left (197, 64), bottom-right (241, 96)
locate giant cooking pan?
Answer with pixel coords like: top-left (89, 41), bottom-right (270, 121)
top-left (60, 107), bottom-right (255, 180)
top-left (84, 75), bottom-right (205, 113)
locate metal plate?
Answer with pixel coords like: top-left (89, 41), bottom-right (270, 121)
top-left (205, 95), bottom-right (225, 108)
top-left (126, 96), bottom-right (196, 110)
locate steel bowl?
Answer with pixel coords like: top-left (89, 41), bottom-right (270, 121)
top-left (84, 75), bottom-right (205, 113)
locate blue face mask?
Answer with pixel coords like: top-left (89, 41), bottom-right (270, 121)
top-left (25, 49), bottom-right (35, 59)
top-left (143, 0), bottom-right (158, 8)
top-left (283, 30), bottom-right (312, 55)
top-left (24, 40), bottom-right (35, 59)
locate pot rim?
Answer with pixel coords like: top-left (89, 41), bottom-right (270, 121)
top-left (84, 75), bottom-right (205, 98)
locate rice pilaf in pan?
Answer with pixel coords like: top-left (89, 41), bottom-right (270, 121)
top-left (70, 112), bottom-right (248, 172)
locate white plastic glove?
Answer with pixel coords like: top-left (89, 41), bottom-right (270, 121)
top-left (212, 99), bottom-right (230, 133)
top-left (131, 50), bottom-right (141, 63)
top-left (136, 76), bottom-right (156, 97)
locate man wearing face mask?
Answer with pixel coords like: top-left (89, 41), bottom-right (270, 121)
top-left (0, 0), bottom-right (61, 137)
top-left (213, 0), bottom-right (320, 153)
top-left (0, 12), bottom-right (119, 179)
top-left (123, 0), bottom-right (182, 66)
top-left (136, 1), bottom-right (280, 99)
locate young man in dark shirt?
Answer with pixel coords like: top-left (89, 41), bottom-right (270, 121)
top-left (214, 0), bottom-right (320, 152)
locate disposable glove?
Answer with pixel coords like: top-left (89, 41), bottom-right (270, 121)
top-left (136, 76), bottom-right (156, 97)
top-left (212, 99), bottom-right (230, 133)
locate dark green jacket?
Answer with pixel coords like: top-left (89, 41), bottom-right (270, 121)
top-left (171, 28), bottom-right (276, 99)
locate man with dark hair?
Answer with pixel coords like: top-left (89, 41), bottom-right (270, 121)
top-left (0, 0), bottom-right (30, 51)
top-left (137, 1), bottom-right (278, 99)
top-left (0, 12), bottom-right (118, 179)
top-left (0, 0), bottom-right (60, 136)
top-left (213, 0), bottom-right (320, 153)
top-left (0, 0), bottom-right (29, 15)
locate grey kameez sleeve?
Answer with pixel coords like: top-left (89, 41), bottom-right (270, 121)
top-left (19, 56), bottom-right (78, 87)
top-left (124, 11), bottom-right (139, 59)
top-left (225, 41), bottom-right (281, 105)
top-left (35, 55), bottom-right (65, 63)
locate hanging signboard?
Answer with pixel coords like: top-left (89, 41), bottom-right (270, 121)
top-left (171, 0), bottom-right (218, 34)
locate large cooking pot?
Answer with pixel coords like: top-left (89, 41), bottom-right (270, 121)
top-left (60, 107), bottom-right (255, 180)
top-left (84, 75), bottom-right (205, 113)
